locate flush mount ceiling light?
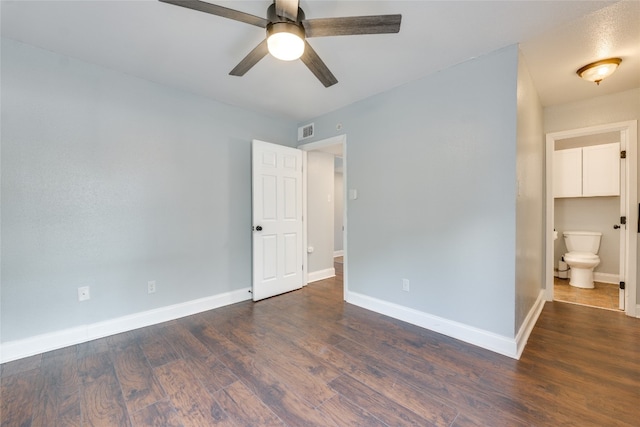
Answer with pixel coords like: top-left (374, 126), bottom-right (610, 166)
top-left (267, 22), bottom-right (305, 61)
top-left (576, 58), bottom-right (622, 85)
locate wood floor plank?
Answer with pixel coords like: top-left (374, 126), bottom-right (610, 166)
top-left (219, 348), bottom-right (332, 426)
top-left (183, 320), bottom-right (240, 356)
top-left (31, 349), bottom-right (81, 427)
top-left (213, 380), bottom-right (285, 427)
top-left (78, 352), bottom-right (132, 427)
top-left (130, 399), bottom-right (184, 427)
top-left (317, 394), bottom-right (386, 427)
top-left (213, 315), bottom-right (340, 407)
top-left (184, 354), bottom-right (238, 394)
top-left (77, 337), bottom-right (111, 359)
top-left (154, 359), bottom-right (233, 426)
top-left (338, 312), bottom-right (488, 380)
top-left (110, 341), bottom-right (166, 413)
top-left (0, 354), bottom-right (42, 378)
top-left (138, 327), bottom-right (181, 368)
top-left (0, 368), bottom-right (38, 427)
top-left (160, 322), bottom-right (211, 360)
top-left (329, 373), bottom-right (436, 426)
top-left (335, 337), bottom-right (533, 426)
top-left (347, 366), bottom-right (458, 426)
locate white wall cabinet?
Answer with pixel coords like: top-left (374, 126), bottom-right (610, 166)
top-left (553, 147), bottom-right (582, 197)
top-left (582, 143), bottom-right (620, 196)
top-left (554, 142), bottom-right (620, 198)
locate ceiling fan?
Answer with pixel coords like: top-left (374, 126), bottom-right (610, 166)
top-left (159, 0), bottom-right (402, 87)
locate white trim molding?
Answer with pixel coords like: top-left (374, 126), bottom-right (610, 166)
top-left (346, 291), bottom-right (545, 359)
top-left (515, 290), bottom-right (546, 359)
top-left (593, 272), bottom-right (620, 285)
top-left (307, 268), bottom-right (336, 283)
top-left (554, 271), bottom-right (620, 285)
top-left (333, 250), bottom-right (344, 257)
top-left (0, 288), bottom-right (251, 363)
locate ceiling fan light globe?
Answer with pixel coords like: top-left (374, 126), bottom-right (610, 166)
top-left (267, 22), bottom-right (305, 61)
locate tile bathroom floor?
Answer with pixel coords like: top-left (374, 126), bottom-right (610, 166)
top-left (554, 277), bottom-right (621, 311)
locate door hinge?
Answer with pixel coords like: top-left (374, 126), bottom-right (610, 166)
top-left (620, 150), bottom-right (626, 159)
top-left (620, 281), bottom-right (626, 290)
top-left (621, 216), bottom-right (627, 225)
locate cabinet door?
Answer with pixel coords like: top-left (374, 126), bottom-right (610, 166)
top-left (553, 148), bottom-right (582, 198)
top-left (582, 142), bottom-right (620, 197)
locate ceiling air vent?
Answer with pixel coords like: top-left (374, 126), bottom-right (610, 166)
top-left (298, 123), bottom-right (314, 141)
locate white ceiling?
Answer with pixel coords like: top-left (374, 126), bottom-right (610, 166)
top-left (2, 1), bottom-right (639, 122)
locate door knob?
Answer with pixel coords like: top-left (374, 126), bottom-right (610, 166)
top-left (256, 225), bottom-right (263, 231)
top-left (613, 224), bottom-right (620, 229)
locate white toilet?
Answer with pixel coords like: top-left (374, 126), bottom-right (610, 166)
top-left (562, 231), bottom-right (602, 289)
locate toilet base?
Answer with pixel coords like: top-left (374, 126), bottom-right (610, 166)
top-left (569, 267), bottom-right (595, 289)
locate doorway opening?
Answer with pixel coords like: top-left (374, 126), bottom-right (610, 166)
top-left (545, 121), bottom-right (637, 316)
top-left (299, 135), bottom-right (347, 300)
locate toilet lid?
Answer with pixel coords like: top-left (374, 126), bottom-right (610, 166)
top-left (564, 251), bottom-right (599, 261)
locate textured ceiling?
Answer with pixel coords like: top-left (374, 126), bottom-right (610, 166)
top-left (2, 1), bottom-right (639, 121)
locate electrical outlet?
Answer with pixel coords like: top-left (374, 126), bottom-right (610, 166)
top-left (148, 280), bottom-right (156, 294)
top-left (402, 279), bottom-right (410, 292)
top-left (78, 286), bottom-right (90, 302)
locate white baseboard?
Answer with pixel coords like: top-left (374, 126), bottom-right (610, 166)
top-left (554, 271), bottom-right (619, 285)
top-left (0, 287), bottom-right (251, 364)
top-left (593, 272), bottom-right (619, 284)
top-left (333, 250), bottom-right (344, 257)
top-left (308, 267), bottom-right (336, 283)
top-left (345, 291), bottom-right (524, 359)
top-left (515, 290), bottom-right (546, 359)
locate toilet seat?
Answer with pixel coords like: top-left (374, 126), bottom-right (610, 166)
top-left (564, 251), bottom-right (599, 263)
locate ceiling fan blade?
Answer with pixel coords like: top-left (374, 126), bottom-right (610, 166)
top-left (229, 39), bottom-right (269, 76)
top-left (159, 0), bottom-right (269, 28)
top-left (303, 14), bottom-right (402, 37)
top-left (300, 41), bottom-right (338, 88)
top-left (275, 0), bottom-right (299, 22)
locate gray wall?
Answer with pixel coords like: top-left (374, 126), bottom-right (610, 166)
top-left (554, 197), bottom-right (620, 275)
top-left (334, 172), bottom-right (344, 253)
top-left (1, 38), bottom-right (296, 342)
top-left (301, 45), bottom-right (520, 337)
top-left (544, 87), bottom-right (640, 304)
top-left (306, 151), bottom-right (335, 274)
top-left (515, 52), bottom-right (544, 331)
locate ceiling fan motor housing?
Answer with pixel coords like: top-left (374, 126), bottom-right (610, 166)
top-left (267, 3), bottom-right (305, 23)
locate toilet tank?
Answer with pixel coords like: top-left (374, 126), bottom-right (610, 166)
top-left (563, 231), bottom-right (602, 253)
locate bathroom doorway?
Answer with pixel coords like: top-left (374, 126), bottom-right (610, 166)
top-left (545, 121), bottom-right (638, 316)
top-left (553, 132), bottom-right (622, 310)
top-left (299, 134), bottom-right (348, 300)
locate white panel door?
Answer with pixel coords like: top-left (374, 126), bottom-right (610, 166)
top-left (252, 140), bottom-right (303, 301)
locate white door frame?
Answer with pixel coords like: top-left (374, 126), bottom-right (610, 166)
top-left (545, 120), bottom-right (638, 317)
top-left (299, 134), bottom-right (348, 300)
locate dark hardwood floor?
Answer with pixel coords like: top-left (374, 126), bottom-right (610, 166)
top-left (2, 261), bottom-right (639, 426)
